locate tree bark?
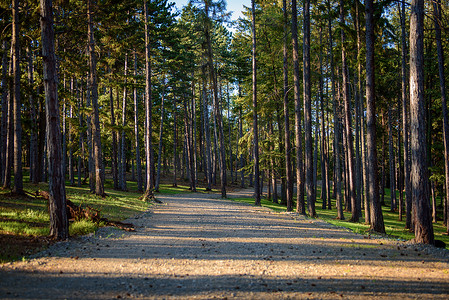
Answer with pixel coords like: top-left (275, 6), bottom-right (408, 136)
top-left (409, 0), bottom-right (434, 244)
top-left (87, 0), bottom-right (104, 196)
top-left (12, 0), bottom-right (23, 194)
top-left (328, 0), bottom-right (342, 219)
top-left (133, 51), bottom-right (143, 192)
top-left (340, 0), bottom-right (358, 222)
top-left (143, 0), bottom-right (155, 200)
top-left (388, 108), bottom-right (397, 212)
top-left (119, 54), bottom-right (128, 192)
top-left (0, 41), bottom-right (8, 185)
top-left (251, 0), bottom-right (260, 205)
top-left (304, 0), bottom-right (315, 217)
top-left (292, 0), bottom-right (305, 214)
top-left (398, 0), bottom-right (412, 230)
top-left (40, 0), bottom-right (69, 240)
top-left (155, 78), bottom-right (167, 192)
top-left (432, 0), bottom-right (449, 234)
top-left (282, 0), bottom-right (293, 212)
top-left (365, 0), bottom-right (385, 233)
top-left (27, 46), bottom-right (38, 185)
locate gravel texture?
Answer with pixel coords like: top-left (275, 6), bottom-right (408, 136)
top-left (1, 189), bottom-right (449, 299)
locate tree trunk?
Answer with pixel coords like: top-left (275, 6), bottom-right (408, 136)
top-left (319, 26), bottom-right (327, 210)
top-left (0, 41), bottom-right (8, 184)
top-left (143, 0), bottom-right (155, 200)
top-left (251, 0), bottom-right (260, 205)
top-left (365, 0), bottom-right (385, 233)
top-left (133, 51), bottom-right (143, 192)
top-left (239, 107), bottom-right (245, 188)
top-left (388, 108), bottom-right (397, 212)
top-left (173, 97), bottom-right (178, 187)
top-left (304, 0), bottom-right (315, 217)
top-left (40, 0), bottom-right (69, 240)
top-left (202, 64), bottom-right (212, 191)
top-left (328, 0), bottom-right (342, 218)
top-left (27, 46), bottom-right (38, 185)
top-left (155, 78), bottom-right (167, 192)
top-left (3, 46), bottom-right (13, 189)
top-left (12, 0), bottom-right (23, 194)
top-left (88, 0), bottom-right (104, 196)
top-left (282, 0), bottom-right (293, 211)
top-left (110, 84), bottom-right (118, 190)
top-left (409, 0), bottom-right (434, 244)
top-left (398, 0), bottom-right (412, 230)
top-left (340, 0), bottom-right (358, 221)
top-left (433, 0), bottom-right (449, 233)
top-left (292, 0), bottom-right (305, 214)
top-left (119, 54), bottom-right (128, 191)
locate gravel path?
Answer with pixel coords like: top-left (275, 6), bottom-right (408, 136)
top-left (1, 190), bottom-right (449, 299)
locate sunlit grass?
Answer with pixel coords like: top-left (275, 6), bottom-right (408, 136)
top-left (231, 186), bottom-right (449, 249)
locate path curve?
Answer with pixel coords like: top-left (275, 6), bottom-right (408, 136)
top-left (1, 190), bottom-right (449, 299)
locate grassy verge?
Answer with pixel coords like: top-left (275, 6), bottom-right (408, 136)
top-left (231, 187), bottom-right (449, 249)
top-left (0, 176), bottom-right (198, 263)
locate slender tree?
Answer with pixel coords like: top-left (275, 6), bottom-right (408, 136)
top-left (304, 0), bottom-right (315, 217)
top-left (340, 0), bottom-right (358, 222)
top-left (282, 0), bottom-right (293, 211)
top-left (143, 0), bottom-right (155, 201)
top-left (365, 0), bottom-right (385, 233)
top-left (251, 0), bottom-right (260, 206)
top-left (40, 0), bottom-right (69, 240)
top-left (87, 0), bottom-right (104, 196)
top-left (409, 0), bottom-right (434, 244)
top-left (12, 0), bottom-right (23, 194)
top-left (432, 0), bottom-right (449, 234)
top-left (292, 0), bottom-right (305, 214)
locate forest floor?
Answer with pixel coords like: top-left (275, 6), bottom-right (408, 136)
top-left (1, 188), bottom-right (449, 299)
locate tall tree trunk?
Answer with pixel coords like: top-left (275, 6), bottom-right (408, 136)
top-left (143, 0), bottom-right (155, 200)
top-left (292, 2), bottom-right (305, 213)
top-left (3, 46), bottom-right (13, 189)
top-left (40, 0), bottom-right (69, 240)
top-left (87, 0), bottom-right (104, 196)
top-left (119, 55), bottom-right (128, 191)
top-left (304, 0), bottom-right (315, 217)
top-left (110, 84), bottom-right (118, 189)
top-left (0, 41), bottom-right (8, 184)
top-left (292, 0), bottom-right (305, 214)
top-left (319, 26), bottom-right (327, 210)
top-left (282, 0), bottom-right (293, 211)
top-left (355, 0), bottom-right (368, 222)
top-left (340, 0), bottom-right (358, 222)
top-left (388, 108), bottom-right (397, 212)
top-left (328, 0), bottom-right (343, 219)
top-left (409, 0), bottom-right (434, 244)
top-left (433, 0), bottom-right (449, 234)
top-left (155, 78), bottom-right (166, 192)
top-left (0, 41), bottom-right (8, 185)
top-left (202, 64), bottom-right (212, 191)
top-left (77, 80), bottom-right (83, 187)
top-left (27, 46), bottom-right (38, 184)
top-left (251, 0), bottom-right (260, 205)
top-left (173, 98), bottom-right (178, 187)
top-left (133, 51), bottom-right (143, 192)
top-left (365, 0), bottom-right (385, 233)
top-left (12, 0), bottom-right (23, 194)
top-left (399, 0), bottom-right (412, 230)
top-left (239, 107), bottom-right (245, 188)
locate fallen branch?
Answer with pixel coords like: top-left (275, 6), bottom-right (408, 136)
top-left (35, 190), bottom-right (135, 232)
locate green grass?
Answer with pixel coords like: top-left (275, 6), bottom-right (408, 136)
top-left (231, 186), bottom-right (449, 249)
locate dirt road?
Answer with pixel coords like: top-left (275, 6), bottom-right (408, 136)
top-left (1, 190), bottom-right (449, 299)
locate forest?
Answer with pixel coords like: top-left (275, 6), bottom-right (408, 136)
top-left (0, 0), bottom-right (448, 247)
